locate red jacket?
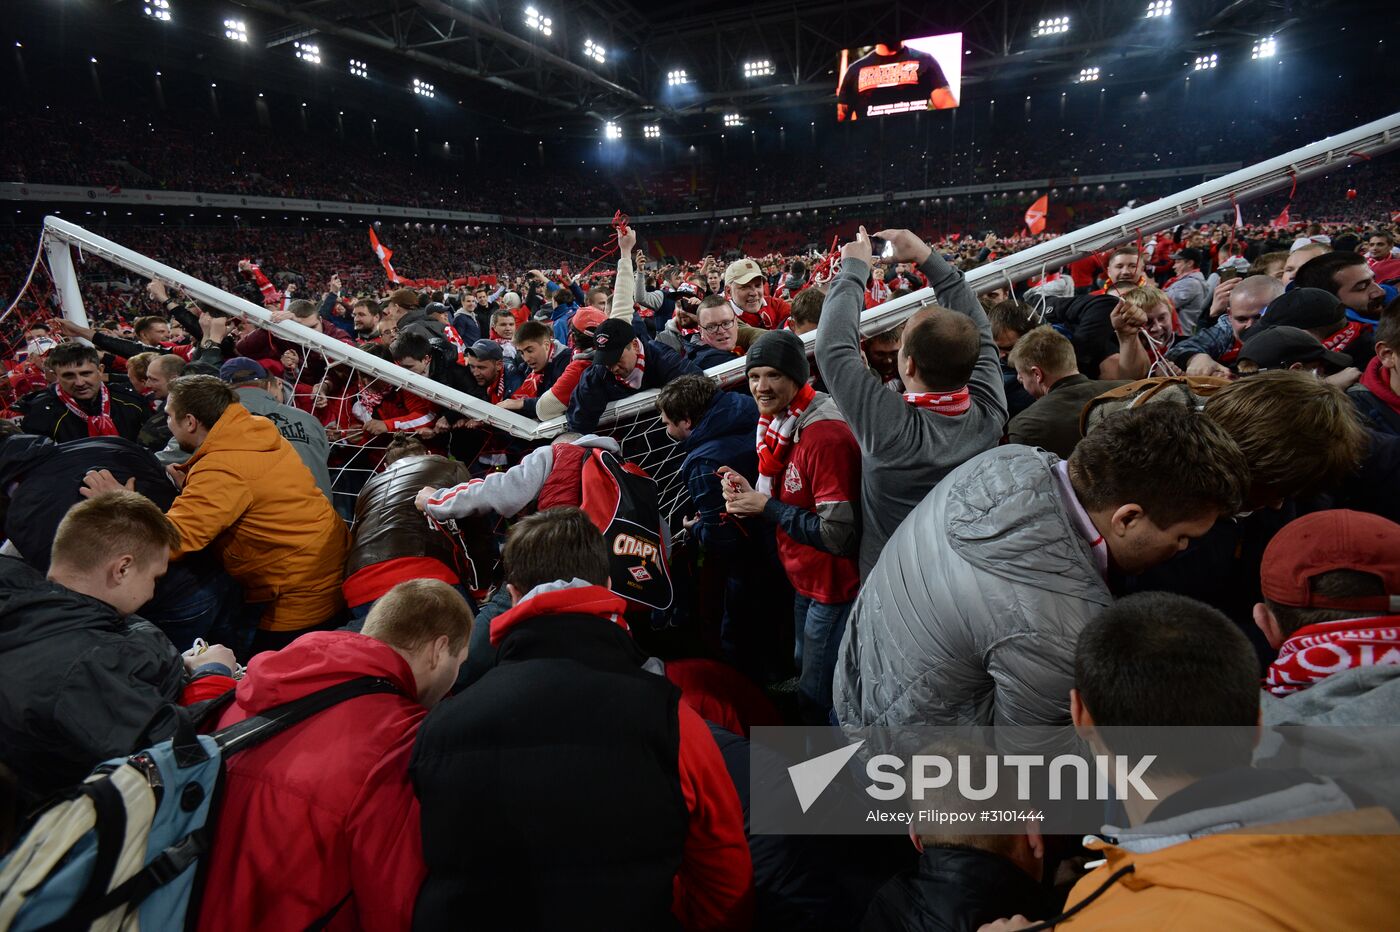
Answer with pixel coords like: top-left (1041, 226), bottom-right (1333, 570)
top-left (774, 417), bottom-right (862, 604)
top-left (197, 632), bottom-right (427, 932)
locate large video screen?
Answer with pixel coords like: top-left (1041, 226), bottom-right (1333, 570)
top-left (836, 33), bottom-right (963, 121)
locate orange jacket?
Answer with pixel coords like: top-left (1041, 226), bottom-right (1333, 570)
top-left (168, 402), bottom-right (348, 632)
top-left (1059, 807), bottom-right (1400, 929)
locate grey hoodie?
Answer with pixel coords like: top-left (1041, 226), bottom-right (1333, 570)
top-left (233, 385), bottom-right (333, 501)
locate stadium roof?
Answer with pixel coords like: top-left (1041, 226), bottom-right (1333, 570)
top-left (8, 0), bottom-right (1383, 134)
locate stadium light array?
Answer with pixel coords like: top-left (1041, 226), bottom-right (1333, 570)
top-left (1252, 36), bottom-right (1277, 59)
top-left (604, 121), bottom-right (622, 140)
top-left (723, 113), bottom-right (743, 126)
top-left (349, 58), bottom-right (368, 78)
top-left (413, 78), bottom-right (435, 98)
top-left (143, 0), bottom-right (172, 23)
top-left (294, 41), bottom-right (320, 65)
top-left (223, 18), bottom-right (247, 43)
top-left (1033, 17), bottom-right (1070, 38)
top-left (584, 39), bottom-right (606, 64)
top-left (1077, 67), bottom-right (1100, 83)
top-left (743, 59), bottom-right (775, 78)
top-left (1193, 53), bottom-right (1218, 71)
top-left (1145, 1), bottom-right (1171, 18)
top-left (644, 124), bottom-right (661, 139)
top-left (667, 69), bottom-right (689, 86)
top-left (524, 7), bottom-right (552, 37)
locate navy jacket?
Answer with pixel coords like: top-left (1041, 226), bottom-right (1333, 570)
top-left (681, 391), bottom-right (759, 550)
top-left (566, 339), bottom-right (701, 433)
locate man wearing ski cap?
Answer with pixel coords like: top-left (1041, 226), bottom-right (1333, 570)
top-left (566, 318), bottom-right (700, 433)
top-left (725, 259), bottom-right (791, 331)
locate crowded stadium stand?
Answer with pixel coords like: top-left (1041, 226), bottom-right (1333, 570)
top-left (2, 0), bottom-right (1400, 929)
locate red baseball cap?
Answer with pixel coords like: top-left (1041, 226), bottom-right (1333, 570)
top-left (571, 308), bottom-right (606, 333)
top-left (1261, 510), bottom-right (1400, 613)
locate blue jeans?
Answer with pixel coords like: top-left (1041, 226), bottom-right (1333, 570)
top-left (793, 595), bottom-right (852, 726)
top-left (140, 554), bottom-right (249, 653)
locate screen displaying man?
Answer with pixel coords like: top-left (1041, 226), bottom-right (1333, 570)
top-left (837, 34), bottom-right (961, 121)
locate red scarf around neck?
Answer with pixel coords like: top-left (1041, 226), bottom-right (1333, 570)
top-left (1323, 320), bottom-right (1366, 353)
top-left (1360, 357), bottom-right (1400, 413)
top-left (1264, 615), bottom-right (1400, 696)
top-left (56, 383), bottom-right (118, 437)
top-left (755, 383), bottom-right (816, 494)
top-left (903, 387), bottom-right (971, 415)
top-left (614, 342), bottom-right (645, 389)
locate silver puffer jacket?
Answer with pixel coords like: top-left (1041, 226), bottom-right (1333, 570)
top-left (834, 445), bottom-right (1111, 739)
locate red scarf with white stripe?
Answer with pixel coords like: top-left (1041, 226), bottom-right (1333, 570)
top-left (1264, 615), bottom-right (1400, 696)
top-left (867, 280), bottom-right (892, 305)
top-left (755, 383), bottom-right (815, 495)
top-left (487, 368), bottom-right (507, 404)
top-left (1323, 321), bottom-right (1365, 354)
top-left (56, 383), bottom-right (118, 437)
top-left (615, 342), bottom-right (645, 390)
top-left (903, 387), bottom-right (971, 415)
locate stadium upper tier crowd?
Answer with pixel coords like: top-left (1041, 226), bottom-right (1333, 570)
top-left (1, 94), bottom-right (1392, 215)
top-left (2, 203), bottom-right (1400, 930)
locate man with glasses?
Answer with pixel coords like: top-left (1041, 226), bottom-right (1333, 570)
top-left (690, 296), bottom-right (764, 371)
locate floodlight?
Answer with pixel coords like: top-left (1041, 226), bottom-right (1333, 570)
top-left (667, 69), bottom-right (689, 86)
top-left (525, 7), bottom-right (552, 37)
top-left (604, 121), bottom-right (622, 139)
top-left (350, 58), bottom-right (368, 78)
top-left (143, 0), bottom-right (172, 23)
top-left (223, 19), bottom-right (247, 43)
top-left (1145, 1), bottom-right (1171, 18)
top-left (1077, 67), bottom-right (1099, 82)
top-left (723, 113), bottom-right (742, 126)
top-left (294, 41), bottom-right (320, 65)
top-left (1193, 53), bottom-right (1218, 70)
top-left (584, 39), bottom-right (606, 64)
top-left (644, 124), bottom-right (660, 139)
top-left (743, 59), bottom-right (774, 78)
top-left (1251, 36), bottom-right (1276, 59)
top-left (413, 78), bottom-right (435, 98)
top-left (1033, 16), bottom-right (1070, 38)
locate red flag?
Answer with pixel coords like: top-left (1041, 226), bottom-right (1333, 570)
top-left (1024, 195), bottom-right (1048, 235)
top-left (1271, 205), bottom-right (1291, 229)
top-left (368, 227), bottom-right (401, 284)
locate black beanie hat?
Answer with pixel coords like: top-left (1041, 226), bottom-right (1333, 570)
top-left (746, 329), bottom-right (810, 386)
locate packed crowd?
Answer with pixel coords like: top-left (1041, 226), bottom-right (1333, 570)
top-left (1, 200), bottom-right (1400, 929)
top-left (3, 92), bottom-right (1392, 217)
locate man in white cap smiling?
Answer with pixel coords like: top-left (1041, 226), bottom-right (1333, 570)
top-left (724, 258), bottom-right (791, 330)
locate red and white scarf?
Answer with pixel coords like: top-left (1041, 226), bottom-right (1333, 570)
top-left (615, 342), bottom-right (645, 390)
top-left (56, 383), bottom-right (118, 437)
top-left (903, 387), bottom-right (971, 416)
top-left (755, 383), bottom-right (816, 495)
top-left (867, 280), bottom-right (892, 305)
top-left (1264, 615), bottom-right (1400, 696)
top-left (487, 368), bottom-right (507, 405)
top-left (443, 323), bottom-right (467, 365)
top-left (1323, 321), bottom-right (1365, 354)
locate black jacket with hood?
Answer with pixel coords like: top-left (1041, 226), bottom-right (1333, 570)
top-left (0, 557), bottom-right (187, 806)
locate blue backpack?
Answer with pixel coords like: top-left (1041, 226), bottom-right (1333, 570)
top-left (0, 676), bottom-right (400, 931)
